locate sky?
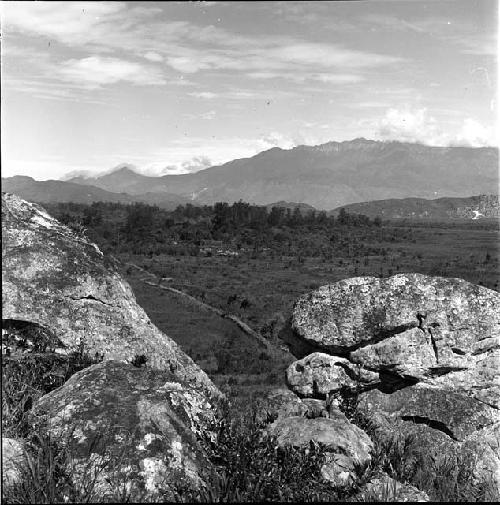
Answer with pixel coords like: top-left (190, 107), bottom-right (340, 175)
top-left (1, 0), bottom-right (498, 180)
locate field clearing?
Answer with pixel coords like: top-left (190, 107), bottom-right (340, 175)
top-left (122, 224), bottom-right (499, 326)
top-left (119, 222), bottom-right (499, 394)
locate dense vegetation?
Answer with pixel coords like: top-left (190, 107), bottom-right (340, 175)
top-left (46, 200), bottom-right (386, 259)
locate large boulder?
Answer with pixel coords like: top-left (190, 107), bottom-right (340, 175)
top-left (286, 273), bottom-right (500, 496)
top-left (291, 273), bottom-right (500, 406)
top-left (292, 273), bottom-right (498, 352)
top-left (268, 409), bottom-right (373, 487)
top-left (2, 193), bottom-right (217, 396)
top-left (31, 360), bottom-right (218, 501)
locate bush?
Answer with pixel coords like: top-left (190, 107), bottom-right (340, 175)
top-left (176, 400), bottom-right (343, 502)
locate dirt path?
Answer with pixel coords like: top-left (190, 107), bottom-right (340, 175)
top-left (123, 261), bottom-right (274, 351)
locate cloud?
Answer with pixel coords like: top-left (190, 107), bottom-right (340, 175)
top-left (247, 71), bottom-right (364, 84)
top-left (200, 110), bottom-right (216, 120)
top-left (358, 101), bottom-right (391, 108)
top-left (259, 132), bottom-right (296, 150)
top-left (166, 56), bottom-right (210, 73)
top-left (58, 56), bottom-right (166, 88)
top-left (143, 51), bottom-right (163, 62)
top-left (2, 1), bottom-right (403, 85)
top-left (364, 13), bottom-right (497, 57)
top-left (453, 118), bottom-right (496, 147)
top-left (188, 91), bottom-right (218, 99)
top-left (374, 107), bottom-right (497, 147)
top-left (1, 1), bottom-right (127, 44)
top-left (376, 107), bottom-right (441, 144)
top-left (458, 34), bottom-right (497, 56)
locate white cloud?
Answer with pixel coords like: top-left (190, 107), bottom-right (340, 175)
top-left (247, 71), bottom-right (363, 84)
top-left (374, 107), bottom-right (497, 147)
top-left (376, 107), bottom-right (441, 144)
top-left (454, 118), bottom-right (496, 147)
top-left (143, 51), bottom-right (163, 62)
top-left (58, 56), bottom-right (166, 88)
top-left (188, 91), bottom-right (218, 99)
top-left (2, 1), bottom-right (402, 84)
top-left (1, 1), bottom-right (126, 44)
top-left (358, 101), bottom-right (391, 108)
top-left (258, 132), bottom-right (296, 150)
top-left (200, 110), bottom-right (216, 120)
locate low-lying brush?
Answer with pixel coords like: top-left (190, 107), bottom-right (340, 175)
top-left (174, 400), bottom-right (347, 502)
top-left (2, 349), bottom-right (102, 438)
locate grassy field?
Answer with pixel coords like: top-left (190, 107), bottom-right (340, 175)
top-left (117, 221), bottom-right (498, 394)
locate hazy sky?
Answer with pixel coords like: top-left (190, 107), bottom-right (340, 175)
top-left (1, 0), bottom-right (498, 180)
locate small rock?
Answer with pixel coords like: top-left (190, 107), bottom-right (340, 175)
top-left (253, 388), bottom-right (308, 425)
top-left (268, 411), bottom-right (373, 487)
top-left (2, 438), bottom-right (26, 489)
top-left (358, 473), bottom-right (429, 502)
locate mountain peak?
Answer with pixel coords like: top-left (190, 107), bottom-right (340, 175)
top-left (110, 164), bottom-right (138, 175)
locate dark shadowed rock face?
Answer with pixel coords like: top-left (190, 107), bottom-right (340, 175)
top-left (357, 386), bottom-right (498, 443)
top-left (31, 361), bottom-right (217, 501)
top-left (1, 193), bottom-right (217, 396)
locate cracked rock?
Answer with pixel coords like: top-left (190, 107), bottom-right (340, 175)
top-left (291, 273), bottom-right (499, 358)
top-left (1, 193), bottom-right (218, 396)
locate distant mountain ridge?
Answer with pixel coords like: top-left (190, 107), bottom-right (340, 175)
top-left (331, 194), bottom-right (500, 220)
top-left (64, 138), bottom-right (498, 209)
top-left (1, 176), bottom-right (189, 209)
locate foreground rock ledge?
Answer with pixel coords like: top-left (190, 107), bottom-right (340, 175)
top-left (1, 193), bottom-right (218, 397)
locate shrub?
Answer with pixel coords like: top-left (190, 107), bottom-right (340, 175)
top-left (174, 400), bottom-right (347, 502)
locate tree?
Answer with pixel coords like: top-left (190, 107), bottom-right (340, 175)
top-left (338, 208), bottom-right (348, 225)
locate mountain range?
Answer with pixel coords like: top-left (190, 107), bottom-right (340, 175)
top-left (2, 138), bottom-right (498, 212)
top-left (329, 194), bottom-right (500, 220)
top-left (1, 176), bottom-right (189, 209)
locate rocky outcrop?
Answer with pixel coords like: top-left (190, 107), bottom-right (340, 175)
top-left (290, 273), bottom-right (499, 406)
top-left (2, 193), bottom-right (223, 500)
top-left (280, 273), bottom-right (500, 495)
top-left (31, 360), bottom-right (217, 501)
top-left (1, 193), bottom-right (217, 396)
top-left (268, 411), bottom-right (373, 487)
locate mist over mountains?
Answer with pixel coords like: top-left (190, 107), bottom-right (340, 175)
top-left (3, 138), bottom-right (498, 212)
